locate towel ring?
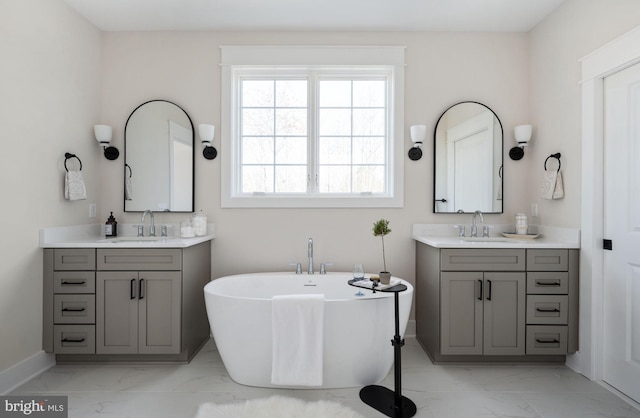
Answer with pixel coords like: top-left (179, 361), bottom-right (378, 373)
top-left (544, 153), bottom-right (561, 172)
top-left (64, 153), bottom-right (82, 172)
top-left (125, 164), bottom-right (132, 178)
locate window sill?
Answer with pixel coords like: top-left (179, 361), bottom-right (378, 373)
top-left (221, 194), bottom-right (403, 208)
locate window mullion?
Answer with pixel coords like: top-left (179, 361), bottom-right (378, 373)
top-left (308, 72), bottom-right (318, 194)
top-left (350, 80), bottom-right (355, 194)
top-left (272, 80), bottom-right (277, 193)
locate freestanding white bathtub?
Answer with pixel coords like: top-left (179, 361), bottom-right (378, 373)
top-left (203, 272), bottom-right (413, 389)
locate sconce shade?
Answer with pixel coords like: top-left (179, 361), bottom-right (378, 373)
top-left (410, 125), bottom-right (426, 145)
top-left (514, 124), bottom-right (532, 146)
top-left (199, 124), bottom-right (215, 145)
top-left (408, 124), bottom-right (426, 161)
top-left (509, 124), bottom-right (532, 161)
top-left (94, 125), bottom-right (113, 145)
top-left (198, 124), bottom-right (217, 160)
top-left (94, 124), bottom-right (118, 160)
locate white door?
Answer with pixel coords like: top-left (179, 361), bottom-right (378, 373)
top-left (603, 61), bottom-right (640, 403)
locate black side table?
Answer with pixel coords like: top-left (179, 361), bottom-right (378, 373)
top-left (348, 279), bottom-right (417, 418)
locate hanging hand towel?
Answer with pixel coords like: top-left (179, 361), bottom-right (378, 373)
top-left (541, 169), bottom-right (564, 200)
top-left (125, 176), bottom-right (133, 200)
top-left (64, 170), bottom-right (87, 201)
top-left (552, 170), bottom-right (564, 199)
top-left (271, 294), bottom-right (324, 387)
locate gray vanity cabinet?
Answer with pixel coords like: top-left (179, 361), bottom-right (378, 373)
top-left (96, 270), bottom-right (181, 355)
top-left (416, 243), bottom-right (578, 362)
top-left (441, 272), bottom-right (525, 356)
top-left (44, 249), bottom-right (97, 355)
top-left (43, 242), bottom-right (211, 363)
top-left (96, 249), bottom-right (182, 355)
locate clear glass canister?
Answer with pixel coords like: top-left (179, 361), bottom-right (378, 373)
top-left (515, 213), bottom-right (528, 235)
top-left (180, 220), bottom-right (194, 238)
top-left (192, 210), bottom-right (207, 236)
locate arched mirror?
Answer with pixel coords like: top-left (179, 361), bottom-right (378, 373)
top-left (433, 101), bottom-right (503, 213)
top-left (124, 100), bottom-right (194, 212)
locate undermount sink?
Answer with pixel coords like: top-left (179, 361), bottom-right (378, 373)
top-left (459, 237), bottom-right (515, 243)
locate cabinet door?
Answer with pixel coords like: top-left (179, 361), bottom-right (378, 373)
top-left (441, 272), bottom-right (483, 355)
top-left (483, 272), bottom-right (526, 355)
top-left (138, 271), bottom-right (181, 354)
top-left (96, 272), bottom-right (139, 354)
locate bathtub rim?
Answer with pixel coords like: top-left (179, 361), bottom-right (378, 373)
top-left (203, 271), bottom-right (413, 302)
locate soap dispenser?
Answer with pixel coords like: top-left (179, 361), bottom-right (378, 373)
top-left (105, 212), bottom-right (117, 237)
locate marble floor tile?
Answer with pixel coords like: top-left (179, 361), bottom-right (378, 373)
top-left (10, 338), bottom-right (640, 418)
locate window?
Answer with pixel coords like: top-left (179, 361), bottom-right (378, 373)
top-left (221, 46), bottom-right (405, 208)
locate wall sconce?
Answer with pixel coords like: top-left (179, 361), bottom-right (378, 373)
top-left (509, 124), bottom-right (533, 161)
top-left (199, 124), bottom-right (217, 160)
top-left (408, 124), bottom-right (426, 161)
top-left (94, 125), bottom-right (119, 160)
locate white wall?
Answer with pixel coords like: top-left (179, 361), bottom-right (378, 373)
top-left (0, 0), bottom-right (102, 372)
top-left (529, 0), bottom-right (640, 377)
top-left (98, 31), bottom-right (531, 309)
top-left (528, 0), bottom-right (640, 228)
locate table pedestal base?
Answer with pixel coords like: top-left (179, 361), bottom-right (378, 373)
top-left (359, 385), bottom-right (417, 418)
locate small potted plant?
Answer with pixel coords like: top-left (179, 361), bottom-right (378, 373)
top-left (372, 219), bottom-right (392, 284)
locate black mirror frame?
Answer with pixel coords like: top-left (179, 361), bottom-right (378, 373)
top-left (124, 99), bottom-right (195, 213)
top-left (432, 101), bottom-right (504, 214)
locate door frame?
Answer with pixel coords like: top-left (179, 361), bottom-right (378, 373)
top-left (579, 25), bottom-right (640, 383)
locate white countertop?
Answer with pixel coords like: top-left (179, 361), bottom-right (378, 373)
top-left (40, 223), bottom-right (215, 248)
top-left (412, 224), bottom-right (580, 249)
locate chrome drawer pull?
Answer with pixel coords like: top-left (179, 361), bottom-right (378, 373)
top-left (62, 307), bottom-right (86, 312)
top-left (536, 307), bottom-right (560, 313)
top-left (536, 338), bottom-right (560, 344)
top-left (62, 337), bottom-right (85, 343)
top-left (61, 280), bottom-right (86, 285)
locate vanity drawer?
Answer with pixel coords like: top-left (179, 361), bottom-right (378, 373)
top-left (526, 272), bottom-right (569, 294)
top-left (440, 249), bottom-right (526, 271)
top-left (54, 249), bottom-right (96, 271)
top-left (526, 295), bottom-right (568, 324)
top-left (526, 250), bottom-right (568, 271)
top-left (54, 325), bottom-right (95, 354)
top-left (97, 249), bottom-right (182, 271)
top-left (526, 325), bottom-right (567, 355)
top-left (53, 295), bottom-right (95, 324)
top-left (53, 271), bottom-right (95, 294)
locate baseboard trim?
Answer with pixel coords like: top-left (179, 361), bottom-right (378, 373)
top-left (0, 351), bottom-right (55, 395)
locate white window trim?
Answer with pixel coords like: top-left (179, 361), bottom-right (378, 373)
top-left (220, 45), bottom-right (405, 208)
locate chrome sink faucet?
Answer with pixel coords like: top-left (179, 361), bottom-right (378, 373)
top-left (308, 238), bottom-right (314, 274)
top-left (470, 210), bottom-right (484, 237)
top-left (140, 209), bottom-right (155, 237)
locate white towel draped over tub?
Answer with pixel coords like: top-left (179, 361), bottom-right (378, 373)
top-left (271, 294), bottom-right (325, 386)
